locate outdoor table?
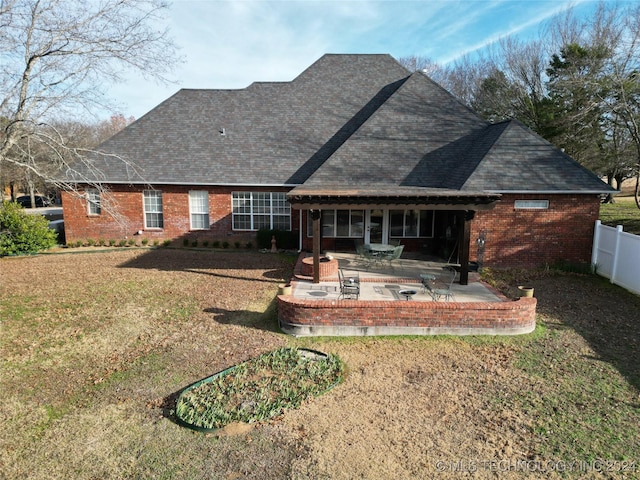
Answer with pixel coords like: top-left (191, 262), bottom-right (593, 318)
top-left (364, 243), bottom-right (396, 266)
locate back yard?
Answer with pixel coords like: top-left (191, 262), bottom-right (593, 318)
top-left (1, 247), bottom-right (639, 479)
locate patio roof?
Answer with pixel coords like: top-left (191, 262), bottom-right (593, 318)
top-left (287, 185), bottom-right (501, 210)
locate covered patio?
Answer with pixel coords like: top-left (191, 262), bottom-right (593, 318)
top-left (277, 251), bottom-right (537, 337)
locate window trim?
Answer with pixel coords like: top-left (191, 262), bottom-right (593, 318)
top-left (231, 191), bottom-right (291, 231)
top-left (143, 189), bottom-right (164, 229)
top-left (188, 190), bottom-right (210, 230)
top-left (514, 199), bottom-right (549, 210)
top-left (86, 188), bottom-right (101, 216)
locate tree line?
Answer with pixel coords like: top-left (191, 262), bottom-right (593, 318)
top-left (400, 1), bottom-right (640, 208)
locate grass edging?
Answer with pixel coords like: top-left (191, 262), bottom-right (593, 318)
top-left (173, 347), bottom-right (343, 432)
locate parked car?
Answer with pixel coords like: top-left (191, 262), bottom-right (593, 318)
top-left (15, 195), bottom-right (51, 208)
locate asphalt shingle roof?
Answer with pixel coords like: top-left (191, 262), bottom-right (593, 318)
top-left (77, 53), bottom-right (614, 195)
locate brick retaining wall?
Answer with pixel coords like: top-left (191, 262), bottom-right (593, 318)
top-left (277, 296), bottom-right (537, 336)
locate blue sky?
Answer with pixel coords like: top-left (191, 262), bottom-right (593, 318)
top-left (108, 0), bottom-right (609, 119)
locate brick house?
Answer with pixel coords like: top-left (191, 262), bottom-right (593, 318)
top-left (62, 54), bottom-right (614, 279)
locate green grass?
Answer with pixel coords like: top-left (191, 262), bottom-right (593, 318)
top-left (600, 197), bottom-right (640, 234)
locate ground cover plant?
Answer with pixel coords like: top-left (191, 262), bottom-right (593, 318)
top-left (1, 248), bottom-right (639, 479)
top-left (175, 347), bottom-right (342, 430)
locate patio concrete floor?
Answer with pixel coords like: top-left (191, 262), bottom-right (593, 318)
top-left (291, 252), bottom-right (505, 303)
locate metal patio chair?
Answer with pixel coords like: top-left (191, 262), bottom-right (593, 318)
top-left (338, 268), bottom-right (360, 300)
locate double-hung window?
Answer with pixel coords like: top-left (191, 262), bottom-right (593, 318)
top-left (189, 190), bottom-right (210, 230)
top-left (87, 189), bottom-right (101, 215)
top-left (307, 209), bottom-right (364, 237)
top-left (143, 190), bottom-right (163, 229)
top-left (232, 192), bottom-right (291, 230)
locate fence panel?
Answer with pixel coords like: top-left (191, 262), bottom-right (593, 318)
top-left (592, 220), bottom-right (640, 295)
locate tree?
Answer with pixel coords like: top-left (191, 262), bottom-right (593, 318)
top-left (0, 0), bottom-right (178, 213)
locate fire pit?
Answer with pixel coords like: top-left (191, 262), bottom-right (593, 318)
top-left (300, 256), bottom-right (339, 280)
top-left (398, 289), bottom-right (417, 301)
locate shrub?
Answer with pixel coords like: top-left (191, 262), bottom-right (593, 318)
top-left (183, 238), bottom-right (189, 247)
top-left (75, 240), bottom-right (84, 248)
top-left (213, 240), bottom-right (220, 248)
top-left (191, 240), bottom-right (198, 247)
top-left (141, 238), bottom-right (149, 246)
top-left (234, 241), bottom-right (241, 249)
top-left (127, 238), bottom-right (136, 246)
top-left (162, 239), bottom-right (171, 247)
top-left (222, 241), bottom-right (230, 249)
top-left (118, 239), bottom-right (127, 247)
top-left (246, 241), bottom-right (253, 249)
top-left (98, 238), bottom-right (106, 246)
top-left (86, 238), bottom-right (96, 246)
top-left (0, 201), bottom-right (57, 256)
top-left (202, 240), bottom-right (209, 247)
top-left (109, 239), bottom-right (116, 246)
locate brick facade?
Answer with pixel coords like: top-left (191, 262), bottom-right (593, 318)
top-left (62, 185), bottom-right (299, 246)
top-left (471, 194), bottom-right (601, 268)
top-left (63, 187), bottom-right (599, 269)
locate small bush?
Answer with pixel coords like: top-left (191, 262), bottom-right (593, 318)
top-left (234, 241), bottom-right (241, 249)
top-left (191, 240), bottom-right (198, 248)
top-left (246, 241), bottom-right (253, 249)
top-left (0, 202), bottom-right (58, 256)
top-left (118, 239), bottom-right (127, 247)
top-left (183, 238), bottom-right (189, 247)
top-left (202, 240), bottom-right (209, 247)
top-left (127, 238), bottom-right (136, 246)
top-left (222, 241), bottom-right (230, 249)
top-left (213, 240), bottom-right (220, 248)
top-left (141, 238), bottom-right (149, 246)
top-left (162, 239), bottom-right (171, 247)
top-left (109, 239), bottom-right (116, 246)
top-left (86, 238), bottom-right (96, 246)
top-left (98, 238), bottom-right (106, 246)
top-left (75, 240), bottom-right (84, 248)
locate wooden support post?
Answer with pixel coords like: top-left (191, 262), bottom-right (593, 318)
top-left (311, 210), bottom-right (321, 284)
top-left (458, 211), bottom-right (474, 286)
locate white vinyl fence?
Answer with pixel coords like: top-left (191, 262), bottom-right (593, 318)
top-left (592, 220), bottom-right (640, 295)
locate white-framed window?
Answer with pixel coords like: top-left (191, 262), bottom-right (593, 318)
top-left (231, 192), bottom-right (291, 231)
top-left (307, 209), bottom-right (365, 238)
top-left (87, 188), bottom-right (101, 215)
top-left (143, 190), bottom-right (163, 229)
top-left (189, 190), bottom-right (210, 230)
top-left (514, 200), bottom-right (549, 210)
top-left (389, 209), bottom-right (434, 238)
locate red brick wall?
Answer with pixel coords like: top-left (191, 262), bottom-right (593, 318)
top-left (277, 295), bottom-right (537, 335)
top-left (471, 194), bottom-right (601, 268)
top-left (62, 185), bottom-right (300, 245)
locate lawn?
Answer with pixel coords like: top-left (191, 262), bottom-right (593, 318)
top-left (600, 196), bottom-right (640, 235)
top-left (1, 248), bottom-right (640, 479)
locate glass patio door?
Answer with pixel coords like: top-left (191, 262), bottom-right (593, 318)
top-left (365, 209), bottom-right (388, 244)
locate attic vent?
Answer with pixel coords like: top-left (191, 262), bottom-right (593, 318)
top-left (219, 128), bottom-right (226, 136)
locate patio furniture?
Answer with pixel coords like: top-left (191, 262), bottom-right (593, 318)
top-left (338, 268), bottom-right (360, 300)
top-left (421, 267), bottom-right (457, 301)
top-left (364, 243), bottom-right (396, 267)
top-left (383, 244), bottom-right (404, 269)
top-left (355, 243), bottom-right (374, 268)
